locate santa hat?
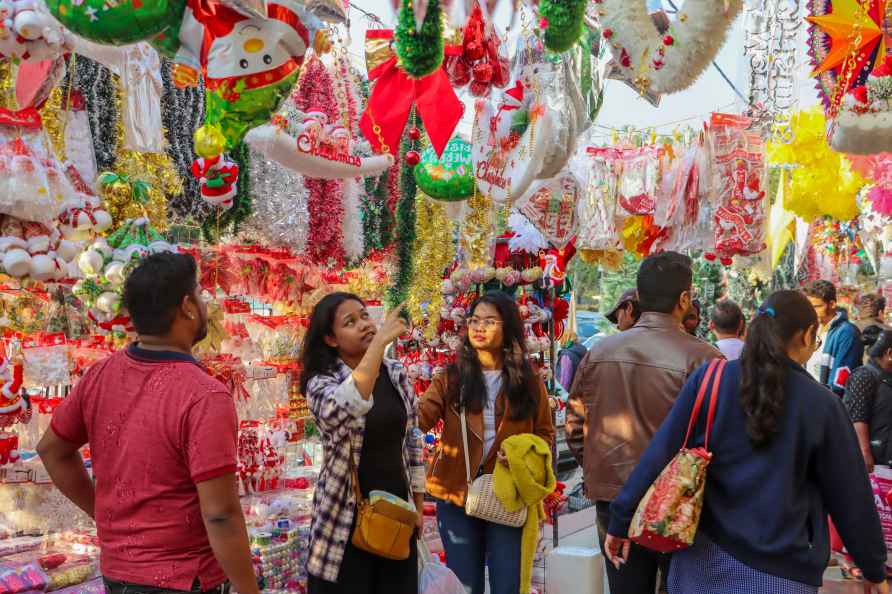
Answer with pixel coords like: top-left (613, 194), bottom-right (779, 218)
top-left (503, 80), bottom-right (525, 108)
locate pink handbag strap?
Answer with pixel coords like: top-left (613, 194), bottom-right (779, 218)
top-left (682, 359), bottom-right (727, 452)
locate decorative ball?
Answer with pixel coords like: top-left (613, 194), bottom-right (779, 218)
top-left (464, 41), bottom-right (484, 61)
top-left (409, 127), bottom-right (421, 141)
top-left (472, 62), bottom-right (493, 84)
top-left (194, 125), bottom-right (228, 159)
top-left (413, 137), bottom-right (475, 201)
top-left (539, 17), bottom-right (549, 29)
top-left (405, 150), bottom-right (421, 166)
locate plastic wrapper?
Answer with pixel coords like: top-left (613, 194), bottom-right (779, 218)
top-left (707, 113), bottom-right (768, 259)
top-left (22, 336), bottom-right (70, 388)
top-left (573, 147), bottom-right (624, 254)
top-left (419, 541), bottom-right (465, 594)
top-left (0, 560), bottom-right (49, 594)
top-left (617, 146), bottom-right (662, 216)
top-left (653, 144), bottom-right (715, 253)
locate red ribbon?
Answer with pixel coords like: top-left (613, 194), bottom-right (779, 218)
top-left (359, 30), bottom-right (463, 158)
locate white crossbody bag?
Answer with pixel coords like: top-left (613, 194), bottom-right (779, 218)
top-left (460, 408), bottom-right (527, 527)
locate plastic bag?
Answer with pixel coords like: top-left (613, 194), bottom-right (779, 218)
top-left (419, 540), bottom-right (464, 594)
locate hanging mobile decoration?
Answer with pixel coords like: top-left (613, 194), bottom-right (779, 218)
top-left (743, 0), bottom-right (801, 142)
top-left (395, 0), bottom-right (444, 78)
top-left (538, 0), bottom-right (586, 53)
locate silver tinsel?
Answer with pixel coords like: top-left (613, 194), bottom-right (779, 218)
top-left (243, 148), bottom-right (310, 251)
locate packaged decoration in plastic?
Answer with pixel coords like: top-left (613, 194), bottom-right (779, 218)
top-left (617, 146), bottom-right (663, 216)
top-left (707, 113), bottom-right (767, 261)
top-left (21, 333), bottom-right (70, 388)
top-left (653, 143), bottom-right (715, 253)
top-left (573, 147), bottom-right (624, 258)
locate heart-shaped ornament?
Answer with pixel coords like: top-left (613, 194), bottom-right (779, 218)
top-left (596, 0), bottom-right (743, 96)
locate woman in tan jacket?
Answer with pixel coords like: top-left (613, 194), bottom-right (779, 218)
top-left (418, 291), bottom-right (555, 594)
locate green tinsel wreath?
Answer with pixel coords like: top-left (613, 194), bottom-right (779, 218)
top-left (540, 0), bottom-right (586, 53)
top-left (395, 0), bottom-right (444, 78)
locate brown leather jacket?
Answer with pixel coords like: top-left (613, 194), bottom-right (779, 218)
top-left (418, 370), bottom-right (555, 506)
top-left (566, 312), bottom-right (722, 502)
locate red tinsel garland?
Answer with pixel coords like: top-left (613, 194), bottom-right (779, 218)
top-left (294, 58), bottom-right (346, 264)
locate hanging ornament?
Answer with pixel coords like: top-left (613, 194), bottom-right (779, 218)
top-left (414, 136), bottom-right (474, 201)
top-left (538, 0), bottom-right (585, 52)
top-left (360, 28), bottom-right (463, 159)
top-left (395, 0), bottom-right (444, 78)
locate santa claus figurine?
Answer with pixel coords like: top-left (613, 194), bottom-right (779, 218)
top-left (191, 155), bottom-right (239, 209)
top-left (0, 350), bottom-right (25, 432)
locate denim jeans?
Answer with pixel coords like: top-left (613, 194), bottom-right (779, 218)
top-left (103, 578), bottom-right (230, 594)
top-left (595, 501), bottom-right (669, 594)
top-left (436, 500), bottom-right (522, 594)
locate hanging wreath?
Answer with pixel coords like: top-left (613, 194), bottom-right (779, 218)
top-left (598, 0), bottom-right (743, 95)
top-left (539, 0), bottom-right (586, 53)
top-left (395, 0), bottom-right (444, 78)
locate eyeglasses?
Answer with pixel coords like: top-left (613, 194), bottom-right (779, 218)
top-left (467, 318), bottom-right (502, 330)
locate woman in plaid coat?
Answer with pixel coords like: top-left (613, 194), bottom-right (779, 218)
top-left (300, 293), bottom-right (426, 594)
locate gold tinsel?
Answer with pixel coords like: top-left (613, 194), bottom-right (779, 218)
top-left (408, 191), bottom-right (455, 338)
top-left (39, 86), bottom-right (67, 160)
top-left (461, 190), bottom-right (493, 268)
top-left (0, 61), bottom-right (17, 110)
top-left (103, 77), bottom-right (181, 231)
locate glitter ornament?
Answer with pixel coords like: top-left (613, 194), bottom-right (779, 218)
top-left (406, 150), bottom-right (421, 166)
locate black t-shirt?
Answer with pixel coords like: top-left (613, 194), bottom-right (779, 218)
top-left (358, 367), bottom-right (408, 499)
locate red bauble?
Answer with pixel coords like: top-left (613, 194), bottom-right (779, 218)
top-left (472, 61), bottom-right (493, 83)
top-left (602, 28), bottom-right (613, 39)
top-left (492, 57), bottom-right (510, 88)
top-left (663, 35), bottom-right (674, 46)
top-left (406, 150), bottom-right (421, 166)
top-left (448, 56), bottom-right (471, 86)
top-left (704, 253), bottom-right (717, 262)
top-left (464, 41), bottom-right (485, 61)
top-left (539, 17), bottom-right (549, 29)
top-left (720, 256), bottom-right (734, 267)
top-left (409, 127), bottom-right (421, 140)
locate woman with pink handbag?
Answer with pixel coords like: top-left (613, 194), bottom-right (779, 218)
top-left (604, 290), bottom-right (889, 593)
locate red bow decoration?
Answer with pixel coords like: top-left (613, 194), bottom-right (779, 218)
top-left (359, 29), bottom-right (463, 158)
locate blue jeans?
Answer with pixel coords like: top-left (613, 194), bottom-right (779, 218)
top-left (436, 500), bottom-right (522, 594)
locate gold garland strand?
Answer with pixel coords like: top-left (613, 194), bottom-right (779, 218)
top-left (461, 189), bottom-right (493, 268)
top-left (39, 86), bottom-right (68, 160)
top-left (407, 191), bottom-right (454, 338)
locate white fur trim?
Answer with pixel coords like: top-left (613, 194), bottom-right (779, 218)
top-left (599, 0), bottom-right (743, 95)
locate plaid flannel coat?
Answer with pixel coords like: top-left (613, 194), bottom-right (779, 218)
top-left (305, 359), bottom-right (426, 582)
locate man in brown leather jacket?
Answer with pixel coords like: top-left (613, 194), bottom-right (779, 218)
top-left (567, 251), bottom-right (721, 594)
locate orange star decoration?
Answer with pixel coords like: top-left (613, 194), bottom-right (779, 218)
top-left (807, 0), bottom-right (887, 102)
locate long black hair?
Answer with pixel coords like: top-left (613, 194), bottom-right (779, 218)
top-left (864, 324), bottom-right (892, 360)
top-left (740, 290), bottom-right (818, 447)
top-left (299, 292), bottom-right (365, 395)
top-left (449, 291), bottom-right (539, 420)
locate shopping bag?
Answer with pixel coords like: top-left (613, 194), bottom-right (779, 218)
top-left (418, 540), bottom-right (465, 594)
top-left (629, 359), bottom-right (726, 553)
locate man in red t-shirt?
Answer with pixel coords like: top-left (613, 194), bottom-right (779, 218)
top-left (38, 252), bottom-right (260, 594)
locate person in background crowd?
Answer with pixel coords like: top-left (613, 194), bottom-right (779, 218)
top-left (556, 332), bottom-right (588, 393)
top-left (683, 298), bottom-right (702, 336)
top-left (710, 300), bottom-right (746, 361)
top-left (418, 291), bottom-right (555, 594)
top-left (605, 288), bottom-right (641, 331)
top-left (857, 293), bottom-right (890, 332)
top-left (844, 325), bottom-right (892, 474)
top-left (567, 252), bottom-right (721, 594)
top-left (604, 291), bottom-right (888, 594)
top-left (38, 253), bottom-right (259, 594)
top-left (804, 280), bottom-right (863, 395)
top-left (300, 293), bottom-right (425, 594)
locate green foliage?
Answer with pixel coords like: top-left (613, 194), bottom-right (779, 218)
top-left (395, 0), bottom-right (444, 78)
top-left (388, 117), bottom-right (423, 305)
top-left (540, 0), bottom-right (586, 52)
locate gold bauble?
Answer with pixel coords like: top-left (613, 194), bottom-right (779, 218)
top-left (194, 125), bottom-right (227, 159)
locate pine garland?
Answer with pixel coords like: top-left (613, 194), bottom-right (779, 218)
top-left (395, 0), bottom-right (444, 78)
top-left (362, 170), bottom-right (394, 254)
top-left (540, 0), bottom-right (586, 53)
top-left (388, 117), bottom-right (423, 305)
top-left (69, 56), bottom-right (118, 171)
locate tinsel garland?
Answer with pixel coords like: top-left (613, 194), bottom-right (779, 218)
top-left (408, 191), bottom-right (454, 337)
top-left (395, 0), bottom-right (444, 79)
top-left (160, 57), bottom-right (208, 222)
top-left (362, 171), bottom-right (394, 253)
top-left (387, 159), bottom-right (401, 213)
top-left (388, 117), bottom-right (423, 305)
top-left (242, 146), bottom-right (309, 252)
top-left (293, 58), bottom-right (345, 264)
top-left (40, 72), bottom-right (98, 185)
top-left (540, 0), bottom-right (586, 52)
top-left (68, 56), bottom-right (118, 171)
top-left (201, 141), bottom-right (252, 241)
top-left (39, 87), bottom-right (67, 158)
top-left (342, 178), bottom-right (365, 263)
top-left (461, 190), bottom-right (494, 268)
top-left (105, 78), bottom-right (180, 231)
top-left (0, 62), bottom-right (14, 109)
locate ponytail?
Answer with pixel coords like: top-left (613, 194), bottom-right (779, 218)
top-left (739, 290), bottom-right (818, 447)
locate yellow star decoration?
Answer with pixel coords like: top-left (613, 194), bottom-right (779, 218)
top-left (806, 0), bottom-right (886, 76)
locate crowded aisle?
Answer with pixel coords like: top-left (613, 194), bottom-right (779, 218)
top-left (2, 0), bottom-right (892, 592)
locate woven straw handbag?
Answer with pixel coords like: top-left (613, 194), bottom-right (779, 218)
top-left (460, 408), bottom-right (527, 528)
